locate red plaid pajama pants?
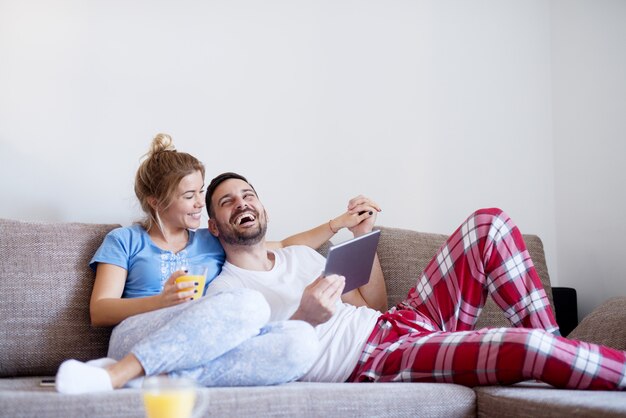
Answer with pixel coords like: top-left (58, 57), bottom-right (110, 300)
top-left (348, 208), bottom-right (626, 390)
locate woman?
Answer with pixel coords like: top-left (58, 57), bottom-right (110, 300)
top-left (55, 133), bottom-right (380, 394)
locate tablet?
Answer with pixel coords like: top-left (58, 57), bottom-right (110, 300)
top-left (323, 229), bottom-right (381, 294)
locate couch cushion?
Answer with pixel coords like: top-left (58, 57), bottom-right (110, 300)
top-left (0, 378), bottom-right (477, 418)
top-left (0, 219), bottom-right (119, 377)
top-left (0, 377), bottom-right (143, 417)
top-left (475, 382), bottom-right (626, 417)
top-left (201, 382), bottom-right (476, 417)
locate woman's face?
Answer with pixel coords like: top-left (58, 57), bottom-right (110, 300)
top-left (158, 170), bottom-right (205, 231)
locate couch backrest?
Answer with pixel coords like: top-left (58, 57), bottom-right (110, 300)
top-left (0, 218), bottom-right (119, 377)
top-left (0, 220), bottom-right (555, 377)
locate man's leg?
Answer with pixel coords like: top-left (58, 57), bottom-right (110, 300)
top-left (349, 320), bottom-right (626, 390)
top-left (398, 208), bottom-right (558, 333)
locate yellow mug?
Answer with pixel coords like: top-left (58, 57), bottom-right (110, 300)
top-left (142, 376), bottom-right (206, 418)
top-left (175, 266), bottom-right (207, 301)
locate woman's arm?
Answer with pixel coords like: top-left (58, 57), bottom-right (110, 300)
top-left (341, 254), bottom-right (388, 312)
top-left (268, 195), bottom-right (382, 250)
top-left (267, 219), bottom-right (338, 251)
top-left (89, 263), bottom-right (195, 327)
top-left (340, 197), bottom-right (388, 311)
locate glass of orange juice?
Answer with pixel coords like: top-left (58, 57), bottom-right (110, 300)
top-left (142, 376), bottom-right (204, 418)
top-left (175, 266), bottom-right (207, 301)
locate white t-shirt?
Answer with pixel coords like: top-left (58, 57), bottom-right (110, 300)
top-left (205, 245), bottom-right (381, 382)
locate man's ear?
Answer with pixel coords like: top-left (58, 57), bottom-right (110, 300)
top-left (208, 219), bottom-right (219, 237)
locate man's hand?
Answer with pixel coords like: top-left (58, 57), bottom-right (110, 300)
top-left (290, 274), bottom-right (345, 326)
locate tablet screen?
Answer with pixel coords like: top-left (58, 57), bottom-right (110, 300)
top-left (323, 230), bottom-right (381, 294)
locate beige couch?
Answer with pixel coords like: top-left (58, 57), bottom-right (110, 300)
top-left (1, 218), bottom-right (625, 417)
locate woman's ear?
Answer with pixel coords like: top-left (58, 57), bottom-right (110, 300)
top-left (147, 196), bottom-right (159, 211)
top-left (208, 219), bottom-right (219, 237)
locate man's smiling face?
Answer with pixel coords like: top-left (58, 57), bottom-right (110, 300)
top-left (208, 178), bottom-right (267, 246)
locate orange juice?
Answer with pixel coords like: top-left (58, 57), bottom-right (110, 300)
top-left (175, 274), bottom-right (206, 301)
top-left (143, 389), bottom-right (196, 418)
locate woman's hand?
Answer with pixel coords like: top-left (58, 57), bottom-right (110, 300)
top-left (330, 195), bottom-right (381, 237)
top-left (159, 270), bottom-right (197, 307)
top-left (276, 195), bottom-right (381, 251)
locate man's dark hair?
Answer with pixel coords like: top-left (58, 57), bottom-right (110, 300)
top-left (206, 172), bottom-right (256, 218)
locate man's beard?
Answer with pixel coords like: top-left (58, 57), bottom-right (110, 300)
top-left (216, 210), bottom-right (267, 246)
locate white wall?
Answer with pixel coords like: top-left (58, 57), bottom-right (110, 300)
top-left (0, 2), bottom-right (572, 311)
top-left (551, 0), bottom-right (626, 318)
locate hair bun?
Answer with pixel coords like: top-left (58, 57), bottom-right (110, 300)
top-left (149, 133), bottom-right (176, 155)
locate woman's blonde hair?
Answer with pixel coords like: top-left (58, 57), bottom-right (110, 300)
top-left (135, 133), bottom-right (205, 232)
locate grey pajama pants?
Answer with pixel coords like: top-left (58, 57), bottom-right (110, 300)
top-left (108, 288), bottom-right (318, 386)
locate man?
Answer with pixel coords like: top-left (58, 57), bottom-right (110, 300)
top-left (204, 172), bottom-right (626, 390)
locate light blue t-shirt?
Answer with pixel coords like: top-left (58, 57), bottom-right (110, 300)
top-left (89, 224), bottom-right (225, 299)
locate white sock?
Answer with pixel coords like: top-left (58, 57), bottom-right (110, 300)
top-left (123, 375), bottom-right (145, 389)
top-left (55, 359), bottom-right (113, 394)
top-left (86, 357), bottom-right (116, 368)
top-left (87, 357), bottom-right (144, 389)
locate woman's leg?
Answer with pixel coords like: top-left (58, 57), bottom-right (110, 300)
top-left (350, 321), bottom-right (626, 390)
top-left (169, 320), bottom-right (319, 386)
top-left (398, 208), bottom-right (559, 333)
top-left (106, 301), bottom-right (189, 360)
top-left (130, 288), bottom-right (271, 376)
top-left (57, 289), bottom-right (270, 393)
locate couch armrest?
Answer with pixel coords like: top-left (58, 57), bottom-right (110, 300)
top-left (567, 297), bottom-right (626, 351)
